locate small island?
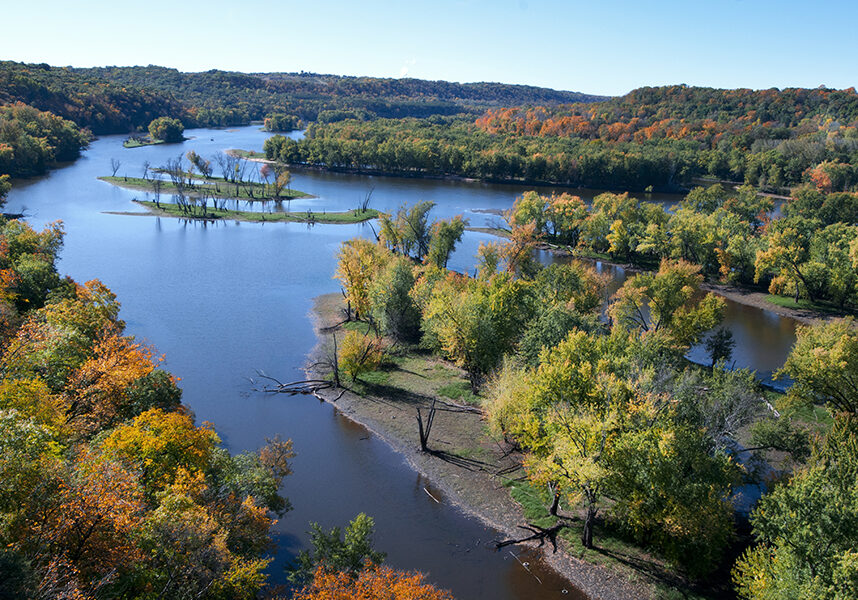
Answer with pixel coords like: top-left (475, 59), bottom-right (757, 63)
top-left (227, 148), bottom-right (269, 161)
top-left (100, 171), bottom-right (373, 223)
top-left (124, 116), bottom-right (186, 148)
top-left (98, 175), bottom-right (313, 202)
top-left (131, 200), bottom-right (378, 224)
top-left (123, 135), bottom-right (166, 148)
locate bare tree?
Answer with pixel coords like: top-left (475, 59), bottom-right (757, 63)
top-left (110, 158), bottom-right (121, 177)
top-left (416, 400), bottom-right (437, 452)
top-left (162, 156), bottom-right (189, 214)
top-left (214, 152), bottom-right (239, 183)
top-left (151, 178), bottom-right (162, 208)
top-left (141, 160), bottom-right (150, 181)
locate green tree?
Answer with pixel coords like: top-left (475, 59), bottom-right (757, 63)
top-left (0, 174), bottom-right (10, 208)
top-left (264, 113), bottom-right (300, 132)
top-left (754, 217), bottom-right (820, 302)
top-left (378, 201), bottom-right (436, 260)
top-left (288, 513), bottom-right (386, 586)
top-left (607, 412), bottom-right (740, 576)
top-left (422, 272), bottom-right (531, 388)
top-left (425, 216), bottom-right (467, 269)
top-left (778, 318), bottom-right (858, 414)
top-left (733, 416), bottom-right (858, 600)
top-left (486, 331), bottom-right (633, 548)
top-left (148, 117), bottom-right (184, 143)
top-left (369, 257), bottom-right (420, 342)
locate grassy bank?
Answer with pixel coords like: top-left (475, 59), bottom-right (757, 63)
top-left (122, 136), bottom-right (180, 148)
top-left (131, 200), bottom-right (378, 224)
top-left (227, 148), bottom-right (269, 160)
top-left (764, 293), bottom-right (857, 317)
top-left (99, 175), bottom-right (313, 201)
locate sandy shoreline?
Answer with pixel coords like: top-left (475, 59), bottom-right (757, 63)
top-left (304, 294), bottom-right (651, 600)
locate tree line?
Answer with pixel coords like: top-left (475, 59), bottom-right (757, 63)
top-left (504, 183), bottom-right (858, 308)
top-left (0, 61), bottom-right (602, 134)
top-left (261, 85), bottom-right (858, 192)
top-left (0, 102), bottom-right (89, 182)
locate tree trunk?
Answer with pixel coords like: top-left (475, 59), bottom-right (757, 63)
top-left (548, 483), bottom-right (560, 516)
top-left (331, 333), bottom-right (340, 388)
top-left (416, 400), bottom-right (436, 452)
top-left (581, 494), bottom-right (596, 549)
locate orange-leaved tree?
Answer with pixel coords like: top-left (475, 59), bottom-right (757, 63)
top-left (294, 564), bottom-right (453, 600)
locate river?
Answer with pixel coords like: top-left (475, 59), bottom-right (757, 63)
top-left (4, 125), bottom-right (799, 599)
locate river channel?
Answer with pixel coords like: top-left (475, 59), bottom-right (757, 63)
top-left (5, 125), bottom-right (799, 599)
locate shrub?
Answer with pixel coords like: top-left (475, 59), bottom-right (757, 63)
top-left (339, 330), bottom-right (386, 382)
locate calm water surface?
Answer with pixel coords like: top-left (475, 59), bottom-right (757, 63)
top-left (5, 126), bottom-right (797, 599)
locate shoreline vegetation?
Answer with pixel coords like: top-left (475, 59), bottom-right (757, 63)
top-left (306, 294), bottom-right (655, 600)
top-left (468, 225), bottom-right (856, 326)
top-left (231, 148), bottom-right (695, 193)
top-left (297, 188), bottom-right (847, 599)
top-left (128, 200), bottom-right (379, 224)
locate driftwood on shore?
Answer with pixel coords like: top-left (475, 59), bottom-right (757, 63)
top-left (250, 371), bottom-right (345, 402)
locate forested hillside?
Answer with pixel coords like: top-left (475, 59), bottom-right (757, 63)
top-left (0, 61), bottom-right (603, 134)
top-left (271, 85), bottom-right (858, 192)
top-left (0, 63), bottom-right (186, 134)
top-left (79, 65), bottom-right (604, 123)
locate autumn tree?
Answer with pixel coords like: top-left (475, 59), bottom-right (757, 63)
top-left (272, 168), bottom-right (292, 198)
top-left (101, 408), bottom-right (219, 499)
top-left (18, 448), bottom-right (145, 582)
top-left (338, 330), bottom-right (386, 382)
top-left (609, 259), bottom-right (724, 351)
top-left (64, 334), bottom-right (175, 434)
top-left (186, 150), bottom-right (212, 178)
top-left (335, 239), bottom-right (387, 320)
top-left (1, 279), bottom-right (123, 392)
top-left (778, 318), bottom-right (858, 414)
top-left (294, 564), bottom-right (453, 600)
top-left (148, 116), bottom-right (184, 143)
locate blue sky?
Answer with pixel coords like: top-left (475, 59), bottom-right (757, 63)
top-left (2, 0), bottom-right (856, 96)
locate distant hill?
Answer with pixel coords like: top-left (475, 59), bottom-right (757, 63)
top-left (0, 61), bottom-right (605, 133)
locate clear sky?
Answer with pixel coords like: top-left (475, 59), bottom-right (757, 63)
top-left (2, 0), bottom-right (856, 96)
